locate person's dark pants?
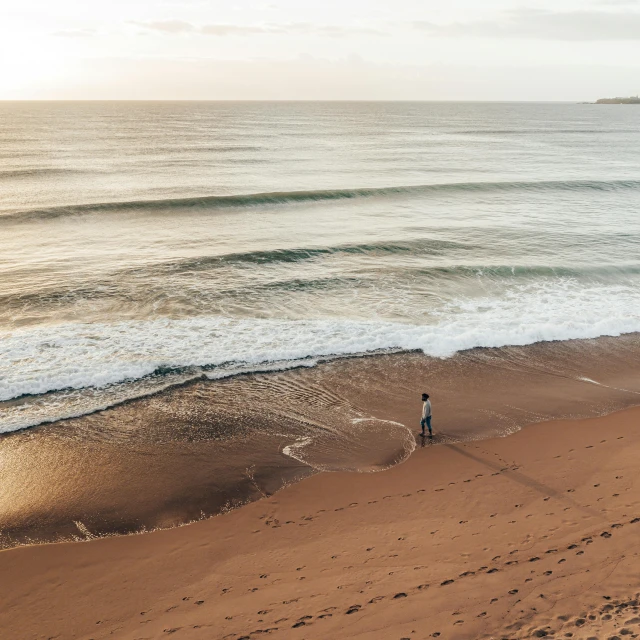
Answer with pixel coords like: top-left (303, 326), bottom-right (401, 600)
top-left (421, 416), bottom-right (432, 434)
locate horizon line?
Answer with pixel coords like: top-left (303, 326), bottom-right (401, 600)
top-left (0, 99), bottom-right (595, 103)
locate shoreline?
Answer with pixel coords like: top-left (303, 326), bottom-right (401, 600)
top-left (2, 333), bottom-right (640, 550)
top-left (2, 405), bottom-right (640, 639)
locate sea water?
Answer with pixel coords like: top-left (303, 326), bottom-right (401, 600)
top-left (1, 101), bottom-right (640, 433)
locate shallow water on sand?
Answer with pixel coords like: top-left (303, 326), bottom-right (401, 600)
top-left (2, 335), bottom-right (640, 549)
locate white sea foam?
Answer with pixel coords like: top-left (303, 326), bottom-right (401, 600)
top-left (1, 279), bottom-right (639, 431)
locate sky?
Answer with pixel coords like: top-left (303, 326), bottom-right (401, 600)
top-left (1, 0), bottom-right (640, 100)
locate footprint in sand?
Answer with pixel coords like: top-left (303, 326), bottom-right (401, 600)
top-left (346, 605), bottom-right (361, 615)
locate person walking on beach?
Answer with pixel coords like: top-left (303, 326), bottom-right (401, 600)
top-left (421, 393), bottom-right (432, 437)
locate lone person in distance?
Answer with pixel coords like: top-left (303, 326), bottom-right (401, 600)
top-left (420, 393), bottom-right (432, 438)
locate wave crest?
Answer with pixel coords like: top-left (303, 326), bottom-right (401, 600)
top-left (3, 179), bottom-right (640, 222)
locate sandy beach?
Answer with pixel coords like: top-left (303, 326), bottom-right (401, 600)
top-left (2, 404), bottom-right (640, 639)
top-left (4, 336), bottom-right (640, 551)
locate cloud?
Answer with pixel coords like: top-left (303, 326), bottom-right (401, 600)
top-left (289, 23), bottom-right (386, 37)
top-left (594, 0), bottom-right (638, 5)
top-left (132, 20), bottom-right (195, 34)
top-left (413, 8), bottom-right (640, 41)
top-left (53, 29), bottom-right (96, 38)
top-left (199, 24), bottom-right (274, 35)
top-left (133, 20), bottom-right (386, 37)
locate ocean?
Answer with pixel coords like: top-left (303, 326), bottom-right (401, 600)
top-left (1, 101), bottom-right (640, 546)
top-left (2, 101), bottom-right (640, 432)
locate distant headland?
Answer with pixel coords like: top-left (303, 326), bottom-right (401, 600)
top-left (595, 96), bottom-right (640, 104)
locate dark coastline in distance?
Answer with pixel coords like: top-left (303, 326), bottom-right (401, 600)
top-left (594, 96), bottom-right (640, 104)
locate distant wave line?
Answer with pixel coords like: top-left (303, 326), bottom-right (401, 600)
top-left (0, 167), bottom-right (91, 180)
top-left (3, 179), bottom-right (640, 222)
top-left (3, 258), bottom-right (640, 312)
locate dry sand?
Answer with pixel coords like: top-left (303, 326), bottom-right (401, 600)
top-left (2, 406), bottom-right (640, 640)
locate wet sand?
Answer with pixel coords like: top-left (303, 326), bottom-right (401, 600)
top-left (2, 334), bottom-right (640, 549)
top-left (2, 405), bottom-right (640, 639)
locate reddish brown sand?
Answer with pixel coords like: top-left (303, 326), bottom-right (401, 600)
top-left (2, 407), bottom-right (640, 640)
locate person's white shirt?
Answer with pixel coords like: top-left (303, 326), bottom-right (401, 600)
top-left (422, 399), bottom-right (432, 419)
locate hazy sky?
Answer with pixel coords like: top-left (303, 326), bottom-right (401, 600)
top-left (2, 0), bottom-right (640, 100)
